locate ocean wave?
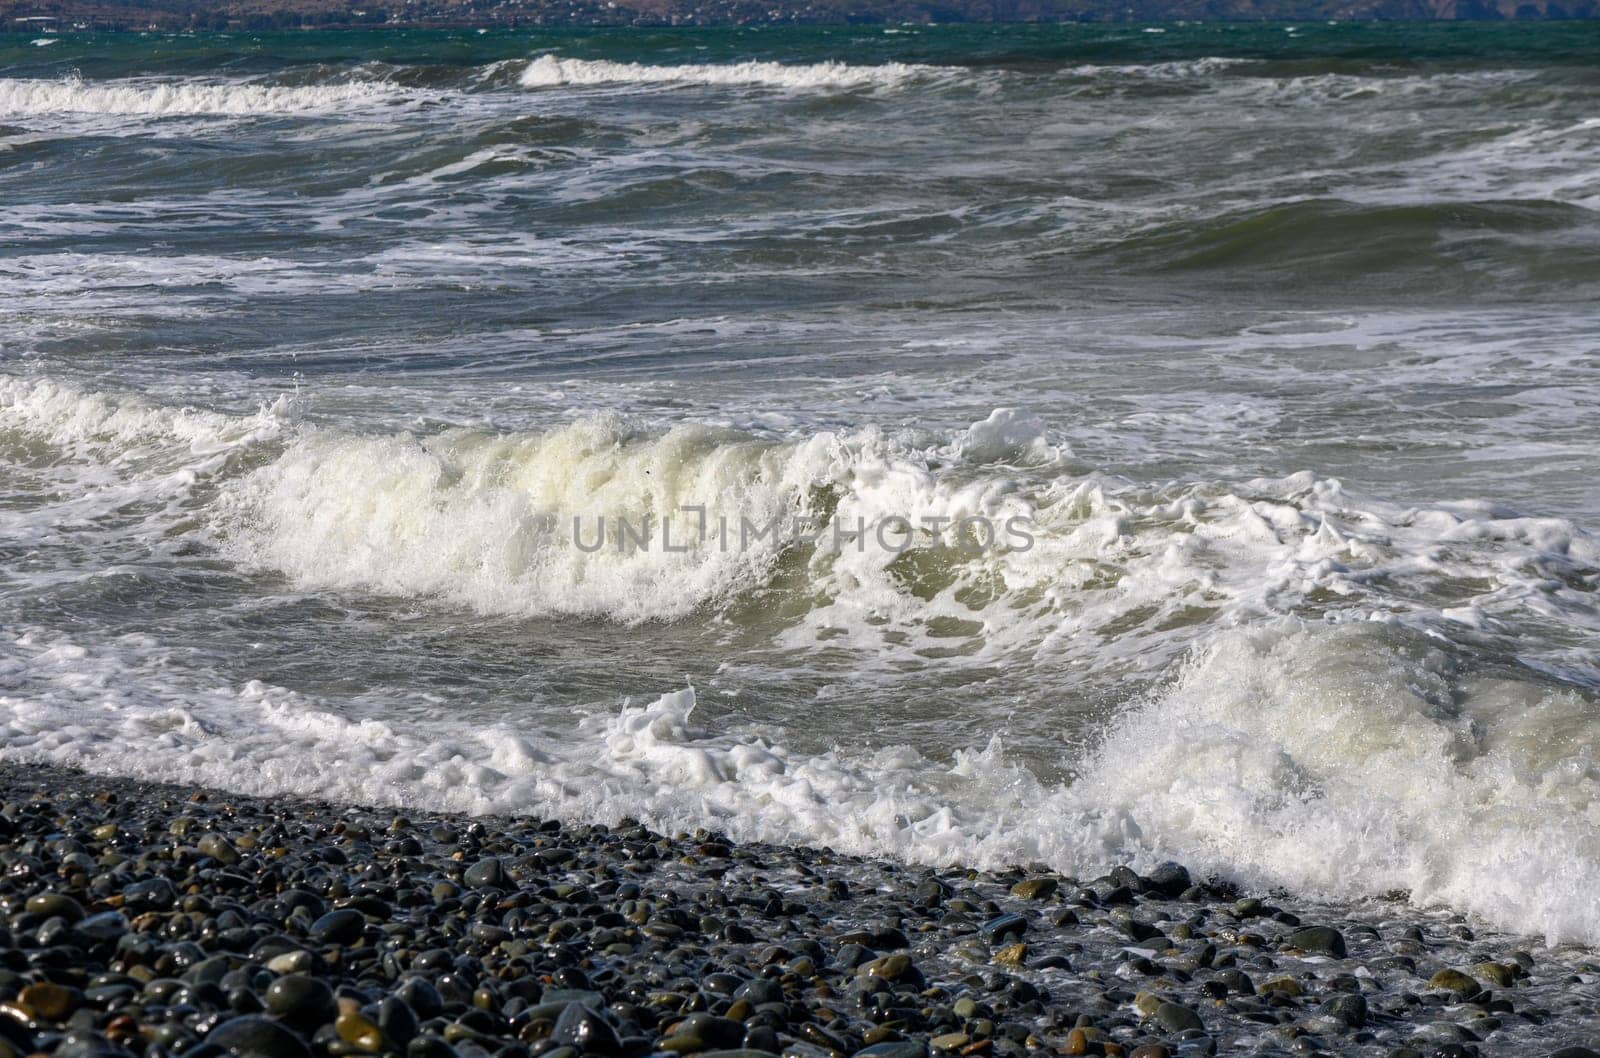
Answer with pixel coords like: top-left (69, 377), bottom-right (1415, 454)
top-left (1083, 621), bottom-right (1600, 944)
top-left (1063, 56), bottom-right (1256, 79)
top-left (0, 376), bottom-right (291, 549)
top-left (7, 374), bottom-right (1600, 940)
top-left (0, 76), bottom-right (403, 117)
top-left (1098, 197), bottom-right (1600, 295)
top-left (220, 415), bottom-right (823, 623)
top-left (517, 54), bottom-right (943, 92)
top-left (8, 376), bottom-right (1598, 679)
top-left (4, 618), bottom-right (1600, 944)
top-left (1053, 60), bottom-right (1551, 112)
top-left (0, 375), bottom-right (288, 464)
top-left (215, 404), bottom-right (1600, 682)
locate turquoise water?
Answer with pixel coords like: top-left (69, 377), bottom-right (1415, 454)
top-left (3, 23), bottom-right (1600, 944)
top-left (6, 22), bottom-right (1600, 72)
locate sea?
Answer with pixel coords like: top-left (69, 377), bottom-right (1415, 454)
top-left (2, 21), bottom-right (1599, 946)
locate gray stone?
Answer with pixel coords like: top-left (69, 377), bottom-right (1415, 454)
top-left (980, 914), bottom-right (1026, 941)
top-left (25, 893), bottom-right (85, 923)
top-left (52, 1031), bottom-right (134, 1058)
top-left (1154, 1003), bottom-right (1204, 1034)
top-left (1315, 994), bottom-right (1367, 1028)
top-left (265, 975), bottom-right (337, 1032)
top-left (463, 858), bottom-right (508, 889)
top-left (1288, 926), bottom-right (1347, 958)
top-left (551, 1002), bottom-right (621, 1058)
top-left (197, 833), bottom-right (240, 865)
top-left (733, 979), bottom-right (784, 1006)
top-left (407, 1037), bottom-right (461, 1058)
top-left (377, 996), bottom-right (419, 1048)
top-left (853, 1044), bottom-right (928, 1058)
top-left (77, 912), bottom-right (128, 942)
top-left (308, 908), bottom-right (365, 946)
top-left (396, 977), bottom-right (443, 1020)
top-left (1146, 862), bottom-right (1192, 898)
top-left (207, 1016), bottom-right (314, 1058)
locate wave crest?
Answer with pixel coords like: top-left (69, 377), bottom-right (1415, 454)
top-left (518, 54), bottom-right (941, 91)
top-left (7, 619), bottom-right (1600, 943)
top-left (0, 77), bottom-right (402, 117)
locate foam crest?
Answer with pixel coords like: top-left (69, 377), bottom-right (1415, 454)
top-left (11, 379), bottom-right (1599, 688)
top-left (956, 407), bottom-right (1058, 464)
top-left (0, 376), bottom-right (290, 546)
top-left (0, 77), bottom-right (401, 117)
top-left (208, 404), bottom-right (1600, 687)
top-left (0, 376), bottom-right (289, 465)
top-left (518, 54), bottom-right (938, 92)
top-left (1079, 622), bottom-right (1600, 944)
top-left (218, 411), bottom-right (1090, 635)
top-left (1065, 57), bottom-right (1254, 79)
top-left (219, 417), bottom-right (832, 622)
top-left (6, 619), bottom-right (1600, 942)
top-left (790, 464), bottom-right (1600, 683)
top-left (10, 379), bottom-right (1600, 944)
top-left (585, 622), bottom-right (1600, 950)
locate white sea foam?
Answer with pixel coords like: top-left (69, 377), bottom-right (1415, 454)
top-left (3, 618), bottom-right (1600, 943)
top-left (0, 77), bottom-right (402, 117)
top-left (957, 407), bottom-right (1058, 463)
top-left (0, 376), bottom-right (290, 547)
top-left (518, 54), bottom-right (940, 92)
top-left (0, 375), bottom-right (288, 459)
top-left (1080, 621), bottom-right (1600, 944)
top-left (12, 375), bottom-right (1596, 676)
top-left (0, 242), bottom-right (627, 314)
top-left (272, 432), bottom-right (1597, 685)
top-left (1064, 56), bottom-right (1255, 80)
top-left (7, 376), bottom-right (1600, 942)
top-left (217, 415), bottom-right (826, 623)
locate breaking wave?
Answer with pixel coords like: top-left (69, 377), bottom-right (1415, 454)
top-left (517, 54), bottom-right (944, 91)
top-left (5, 619), bottom-right (1600, 945)
top-left (6, 375), bottom-right (1600, 943)
top-left (0, 76), bottom-right (403, 117)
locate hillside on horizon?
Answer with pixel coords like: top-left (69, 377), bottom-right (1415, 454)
top-left (1, 0), bottom-right (1592, 31)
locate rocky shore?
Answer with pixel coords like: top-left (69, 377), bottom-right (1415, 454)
top-left (0, 764), bottom-right (1595, 1058)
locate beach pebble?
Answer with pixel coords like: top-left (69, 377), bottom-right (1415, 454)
top-left (1288, 926), bottom-right (1347, 958)
top-left (207, 1015), bottom-right (316, 1058)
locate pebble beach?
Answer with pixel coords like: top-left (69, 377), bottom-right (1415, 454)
top-left (1, 765), bottom-right (1596, 1058)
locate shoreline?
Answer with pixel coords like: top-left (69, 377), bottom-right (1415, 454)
top-left (1, 762), bottom-right (1595, 1058)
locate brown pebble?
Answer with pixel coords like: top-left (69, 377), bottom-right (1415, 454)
top-left (1010, 878), bottom-right (1059, 900)
top-left (993, 943), bottom-right (1027, 968)
top-left (17, 983), bottom-right (79, 1021)
top-left (335, 1012), bottom-right (383, 1053)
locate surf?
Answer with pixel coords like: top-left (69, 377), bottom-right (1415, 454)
top-left (0, 76), bottom-right (404, 117)
top-left (517, 54), bottom-right (949, 91)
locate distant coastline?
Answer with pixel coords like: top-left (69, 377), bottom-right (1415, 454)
top-left (2, 0), bottom-right (1593, 34)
